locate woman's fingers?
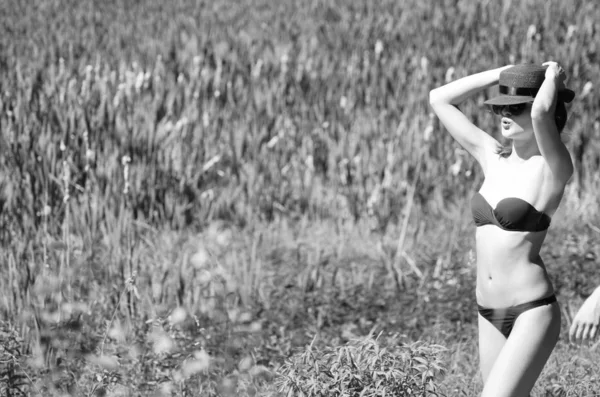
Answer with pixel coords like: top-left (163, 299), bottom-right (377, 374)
top-left (569, 321), bottom-right (579, 341)
top-left (570, 321), bottom-right (581, 342)
top-left (581, 323), bottom-right (591, 342)
top-left (575, 321), bottom-right (585, 341)
top-left (570, 321), bottom-right (600, 344)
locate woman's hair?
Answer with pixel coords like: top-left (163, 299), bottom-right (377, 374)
top-left (496, 99), bottom-right (568, 158)
top-left (555, 100), bottom-right (568, 133)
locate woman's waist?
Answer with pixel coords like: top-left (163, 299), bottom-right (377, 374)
top-left (476, 262), bottom-right (554, 307)
top-left (476, 264), bottom-right (554, 307)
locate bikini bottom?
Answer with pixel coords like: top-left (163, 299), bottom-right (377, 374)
top-left (477, 295), bottom-right (557, 338)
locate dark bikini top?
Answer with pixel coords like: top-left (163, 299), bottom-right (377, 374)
top-left (470, 192), bottom-right (551, 232)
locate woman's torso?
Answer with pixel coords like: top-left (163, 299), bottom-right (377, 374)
top-left (474, 155), bottom-right (564, 308)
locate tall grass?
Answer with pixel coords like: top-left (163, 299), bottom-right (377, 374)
top-left (1, 0), bottom-right (599, 395)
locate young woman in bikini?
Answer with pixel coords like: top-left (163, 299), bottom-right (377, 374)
top-left (429, 62), bottom-right (575, 397)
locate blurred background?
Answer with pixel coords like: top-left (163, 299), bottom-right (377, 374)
top-left (1, 0), bottom-right (599, 395)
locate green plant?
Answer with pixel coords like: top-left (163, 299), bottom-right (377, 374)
top-left (277, 333), bottom-right (446, 397)
top-left (0, 325), bottom-right (36, 397)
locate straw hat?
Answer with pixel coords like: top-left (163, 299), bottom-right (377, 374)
top-left (484, 64), bottom-right (575, 106)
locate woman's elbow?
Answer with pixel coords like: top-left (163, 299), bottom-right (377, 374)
top-left (429, 89), bottom-right (443, 105)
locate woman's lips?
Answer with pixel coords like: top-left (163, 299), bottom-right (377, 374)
top-left (501, 118), bottom-right (512, 129)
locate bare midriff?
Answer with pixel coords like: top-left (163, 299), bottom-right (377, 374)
top-left (475, 225), bottom-right (554, 308)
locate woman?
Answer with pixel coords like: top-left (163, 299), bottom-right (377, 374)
top-left (429, 62), bottom-right (575, 397)
top-left (570, 285), bottom-right (600, 343)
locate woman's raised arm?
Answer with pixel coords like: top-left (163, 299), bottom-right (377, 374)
top-left (530, 62), bottom-right (574, 184)
top-left (429, 66), bottom-right (512, 173)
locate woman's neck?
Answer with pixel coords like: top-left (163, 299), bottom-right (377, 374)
top-left (510, 138), bottom-right (540, 162)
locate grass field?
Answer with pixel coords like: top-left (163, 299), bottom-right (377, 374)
top-left (1, 0), bottom-right (600, 395)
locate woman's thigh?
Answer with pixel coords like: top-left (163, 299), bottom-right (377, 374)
top-left (478, 313), bottom-right (507, 383)
top-left (480, 302), bottom-right (561, 397)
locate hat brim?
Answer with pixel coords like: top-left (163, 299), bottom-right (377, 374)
top-left (483, 95), bottom-right (535, 106)
top-left (483, 89), bottom-right (575, 106)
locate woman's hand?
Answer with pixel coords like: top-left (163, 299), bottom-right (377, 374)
top-left (542, 61), bottom-right (567, 90)
top-left (569, 288), bottom-right (600, 344)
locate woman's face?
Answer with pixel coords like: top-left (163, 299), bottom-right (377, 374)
top-left (498, 103), bottom-right (534, 140)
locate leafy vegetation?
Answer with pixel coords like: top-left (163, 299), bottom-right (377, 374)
top-left (1, 0), bottom-right (600, 395)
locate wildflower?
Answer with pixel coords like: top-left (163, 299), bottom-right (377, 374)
top-left (581, 81), bottom-right (593, 98)
top-left (566, 25), bottom-right (577, 41)
top-left (58, 57), bottom-right (65, 77)
top-left (527, 25), bottom-right (537, 40)
top-left (86, 354), bottom-right (119, 370)
top-left (424, 124), bottom-right (434, 142)
top-left (215, 228), bottom-right (232, 247)
top-left (424, 114), bottom-right (435, 142)
top-left (252, 59), bottom-right (263, 79)
top-left (266, 135), bottom-right (279, 149)
top-left (149, 330), bottom-right (174, 354)
top-left (143, 71), bottom-right (151, 90)
top-left (182, 350), bottom-right (210, 378)
top-left (85, 65), bottom-right (93, 81)
top-left (159, 383), bottom-right (175, 395)
top-left (420, 56), bottom-right (429, 74)
top-left (62, 160), bottom-right (71, 203)
top-left (248, 321), bottom-right (262, 332)
top-left (366, 185), bottom-right (381, 216)
top-left (108, 322), bottom-right (127, 343)
top-left (305, 155), bottom-right (314, 171)
top-left (41, 205), bottom-right (51, 217)
top-left (135, 71), bottom-right (144, 92)
top-left (450, 158), bottom-right (463, 176)
top-left (86, 149), bottom-right (95, 163)
top-left (340, 95), bottom-right (347, 109)
top-left (238, 356), bottom-right (253, 372)
top-left (445, 67), bottom-right (455, 83)
top-left (190, 246), bottom-right (209, 269)
top-left (200, 189), bottom-right (214, 202)
top-left (169, 307), bottom-right (187, 325)
top-left (220, 376), bottom-right (238, 394)
top-left (238, 312), bottom-right (252, 323)
top-left (374, 40), bottom-right (384, 58)
top-left (122, 155), bottom-right (131, 195)
top-left (202, 155), bottom-right (221, 172)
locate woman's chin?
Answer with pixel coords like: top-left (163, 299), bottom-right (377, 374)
top-left (500, 127), bottom-right (524, 139)
top-left (501, 129), bottom-right (516, 139)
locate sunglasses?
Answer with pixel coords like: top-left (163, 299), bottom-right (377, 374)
top-left (490, 103), bottom-right (529, 116)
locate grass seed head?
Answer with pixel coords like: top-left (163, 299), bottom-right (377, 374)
top-left (190, 246), bottom-right (210, 269)
top-left (169, 307), bottom-right (187, 325)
